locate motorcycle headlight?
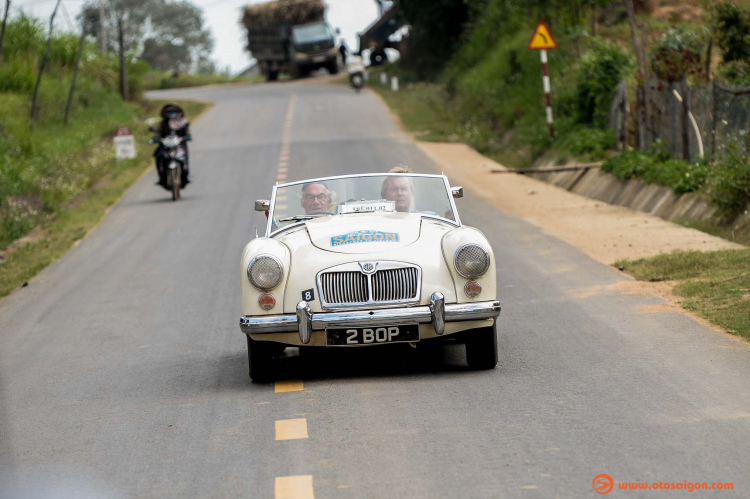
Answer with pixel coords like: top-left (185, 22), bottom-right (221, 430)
top-left (454, 244), bottom-right (490, 279)
top-left (247, 255), bottom-right (284, 290)
top-left (163, 136), bottom-right (180, 148)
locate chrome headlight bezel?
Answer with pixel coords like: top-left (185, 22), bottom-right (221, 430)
top-left (247, 254), bottom-right (284, 291)
top-left (454, 243), bottom-right (491, 279)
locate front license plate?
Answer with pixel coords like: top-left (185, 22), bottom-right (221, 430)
top-left (326, 324), bottom-right (419, 346)
top-left (313, 55), bottom-right (326, 63)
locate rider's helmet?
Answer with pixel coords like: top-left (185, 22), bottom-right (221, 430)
top-left (160, 104), bottom-right (184, 120)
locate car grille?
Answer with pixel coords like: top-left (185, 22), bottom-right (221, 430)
top-left (318, 264), bottom-right (420, 308)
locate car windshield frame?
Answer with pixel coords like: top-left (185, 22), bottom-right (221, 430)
top-left (266, 173), bottom-right (462, 237)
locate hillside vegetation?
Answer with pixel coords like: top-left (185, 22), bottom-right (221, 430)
top-left (377, 0), bottom-right (750, 223)
top-left (0, 14), bottom-right (207, 296)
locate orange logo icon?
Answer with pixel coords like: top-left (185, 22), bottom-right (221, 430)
top-left (593, 474), bottom-right (614, 495)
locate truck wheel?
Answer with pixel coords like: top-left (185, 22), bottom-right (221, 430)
top-left (464, 324), bottom-right (498, 370)
top-left (266, 70), bottom-right (279, 82)
top-left (247, 336), bottom-right (276, 382)
top-left (328, 61), bottom-right (339, 75)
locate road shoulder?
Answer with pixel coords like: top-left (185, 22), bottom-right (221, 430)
top-left (418, 142), bottom-right (742, 265)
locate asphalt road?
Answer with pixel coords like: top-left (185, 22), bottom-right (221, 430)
top-left (1, 79), bottom-right (749, 499)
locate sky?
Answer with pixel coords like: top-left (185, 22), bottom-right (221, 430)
top-left (15, 0), bottom-right (385, 73)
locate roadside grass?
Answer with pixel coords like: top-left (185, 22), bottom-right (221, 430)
top-left (0, 99), bottom-right (208, 299)
top-left (616, 249), bottom-right (750, 340)
top-left (369, 80), bottom-right (457, 143)
top-left (144, 71), bottom-right (262, 90)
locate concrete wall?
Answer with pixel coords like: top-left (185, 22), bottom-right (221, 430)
top-left (526, 166), bottom-right (730, 225)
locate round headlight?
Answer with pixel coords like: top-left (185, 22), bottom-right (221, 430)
top-left (247, 255), bottom-right (284, 290)
top-left (454, 244), bottom-right (490, 279)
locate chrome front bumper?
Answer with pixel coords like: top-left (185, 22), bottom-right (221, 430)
top-left (239, 292), bottom-right (501, 345)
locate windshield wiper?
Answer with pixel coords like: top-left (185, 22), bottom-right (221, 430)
top-left (278, 215), bottom-right (313, 222)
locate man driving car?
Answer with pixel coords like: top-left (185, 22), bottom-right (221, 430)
top-left (381, 167), bottom-right (414, 213)
top-left (300, 181), bottom-right (333, 214)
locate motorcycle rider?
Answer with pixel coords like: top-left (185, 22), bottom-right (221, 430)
top-left (153, 104), bottom-right (191, 188)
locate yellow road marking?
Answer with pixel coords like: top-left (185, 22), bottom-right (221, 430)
top-left (278, 166), bottom-right (288, 172)
top-left (275, 418), bottom-right (309, 440)
top-left (275, 476), bottom-right (314, 499)
top-left (275, 204), bottom-right (288, 210)
top-left (275, 379), bottom-right (303, 393)
top-left (279, 162), bottom-right (289, 168)
top-left (280, 155), bottom-right (289, 161)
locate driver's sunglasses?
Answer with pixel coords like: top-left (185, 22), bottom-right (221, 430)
top-left (304, 194), bottom-right (328, 202)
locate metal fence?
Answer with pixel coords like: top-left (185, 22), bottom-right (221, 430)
top-left (611, 79), bottom-right (750, 162)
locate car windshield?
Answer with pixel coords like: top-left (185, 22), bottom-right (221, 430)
top-left (292, 23), bottom-right (332, 44)
top-left (269, 174), bottom-right (458, 233)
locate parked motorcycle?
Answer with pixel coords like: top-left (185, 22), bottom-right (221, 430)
top-left (347, 55), bottom-right (366, 93)
top-left (150, 128), bottom-right (191, 201)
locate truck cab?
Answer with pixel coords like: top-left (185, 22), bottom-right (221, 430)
top-left (288, 21), bottom-right (339, 77)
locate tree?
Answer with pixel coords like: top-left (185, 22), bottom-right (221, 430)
top-left (80, 0), bottom-right (212, 74)
top-left (0, 0), bottom-right (10, 59)
top-left (31, 0), bottom-right (62, 130)
top-left (139, 0), bottom-right (213, 74)
top-left (713, 0), bottom-right (750, 63)
top-left (398, 0), bottom-right (473, 79)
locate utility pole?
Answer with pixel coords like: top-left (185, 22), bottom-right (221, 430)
top-left (99, 0), bottom-right (106, 52)
top-left (118, 13), bottom-right (127, 100)
top-left (0, 0), bottom-right (11, 59)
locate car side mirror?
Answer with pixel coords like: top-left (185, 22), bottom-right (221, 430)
top-left (451, 186), bottom-right (464, 199)
top-left (255, 200), bottom-right (270, 212)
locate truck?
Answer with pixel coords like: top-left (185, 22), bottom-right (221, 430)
top-left (359, 4), bottom-right (405, 66)
top-left (242, 0), bottom-right (339, 81)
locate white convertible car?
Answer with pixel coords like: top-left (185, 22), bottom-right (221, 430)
top-left (240, 173), bottom-right (501, 381)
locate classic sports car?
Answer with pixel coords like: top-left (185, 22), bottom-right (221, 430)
top-left (239, 173), bottom-right (501, 381)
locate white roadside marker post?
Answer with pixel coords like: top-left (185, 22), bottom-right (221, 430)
top-left (380, 72), bottom-right (388, 85)
top-left (391, 76), bottom-right (399, 92)
top-left (540, 49), bottom-right (554, 138)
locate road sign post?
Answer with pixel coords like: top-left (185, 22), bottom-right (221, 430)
top-left (527, 21), bottom-right (558, 139)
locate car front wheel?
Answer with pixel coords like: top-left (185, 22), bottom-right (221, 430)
top-left (464, 324), bottom-right (498, 370)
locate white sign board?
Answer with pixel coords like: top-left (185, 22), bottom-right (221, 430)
top-left (114, 127), bottom-right (136, 160)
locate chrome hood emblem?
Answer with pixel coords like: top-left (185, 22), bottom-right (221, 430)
top-left (359, 261), bottom-right (378, 274)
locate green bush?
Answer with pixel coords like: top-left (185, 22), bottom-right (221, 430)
top-left (601, 149), bottom-right (655, 180)
top-left (716, 59), bottom-right (750, 84)
top-left (650, 27), bottom-right (707, 82)
top-left (708, 142), bottom-right (750, 214)
top-left (1, 14), bottom-right (45, 60)
top-left (713, 0), bottom-right (750, 63)
top-left (575, 39), bottom-right (633, 127)
top-left (558, 126), bottom-right (613, 159)
top-left (0, 59), bottom-right (36, 94)
top-left (601, 142), bottom-right (709, 195)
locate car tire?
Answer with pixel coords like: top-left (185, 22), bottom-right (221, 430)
top-left (247, 336), bottom-right (276, 382)
top-left (464, 324), bottom-right (498, 370)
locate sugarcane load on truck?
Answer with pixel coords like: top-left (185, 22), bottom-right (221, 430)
top-left (242, 0), bottom-right (340, 81)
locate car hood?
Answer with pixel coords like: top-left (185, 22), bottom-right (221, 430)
top-left (304, 212), bottom-right (421, 254)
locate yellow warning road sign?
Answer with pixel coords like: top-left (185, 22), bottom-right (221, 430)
top-left (527, 21), bottom-right (557, 50)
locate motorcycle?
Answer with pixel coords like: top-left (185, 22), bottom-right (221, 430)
top-left (150, 128), bottom-right (191, 201)
top-left (347, 55), bottom-right (366, 93)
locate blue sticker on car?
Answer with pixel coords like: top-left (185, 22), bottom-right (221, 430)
top-left (331, 230), bottom-right (399, 246)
